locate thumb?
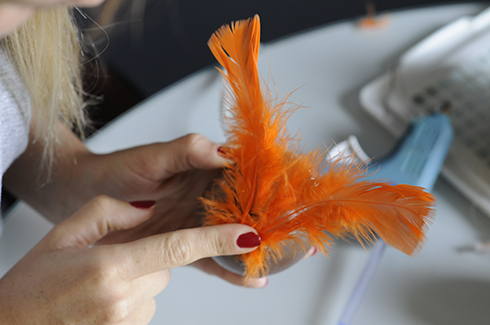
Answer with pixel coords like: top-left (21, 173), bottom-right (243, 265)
top-left (115, 224), bottom-right (261, 280)
top-left (45, 195), bottom-right (155, 249)
top-left (147, 133), bottom-right (227, 175)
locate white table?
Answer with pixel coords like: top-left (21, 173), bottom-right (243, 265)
top-left (3, 3), bottom-right (490, 324)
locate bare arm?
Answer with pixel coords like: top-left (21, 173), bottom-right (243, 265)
top-left (3, 120), bottom-right (229, 227)
top-left (3, 122), bottom-right (97, 222)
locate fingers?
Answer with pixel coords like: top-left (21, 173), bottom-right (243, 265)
top-left (192, 247), bottom-right (317, 288)
top-left (152, 133), bottom-right (228, 175)
top-left (192, 258), bottom-right (268, 288)
top-left (46, 196), bottom-right (155, 249)
top-left (304, 246), bottom-right (318, 259)
top-left (116, 224), bottom-right (261, 280)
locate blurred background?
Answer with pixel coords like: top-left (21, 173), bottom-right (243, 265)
top-left (82, 0), bottom-right (478, 131)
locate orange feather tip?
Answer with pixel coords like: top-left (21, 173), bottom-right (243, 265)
top-left (201, 16), bottom-right (436, 280)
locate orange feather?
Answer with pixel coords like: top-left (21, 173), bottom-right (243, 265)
top-left (201, 15), bottom-right (435, 279)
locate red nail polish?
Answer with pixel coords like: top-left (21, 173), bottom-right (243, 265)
top-left (237, 232), bottom-right (261, 248)
top-left (217, 146), bottom-right (226, 156)
top-left (130, 200), bottom-right (156, 209)
top-left (309, 246), bottom-right (318, 256)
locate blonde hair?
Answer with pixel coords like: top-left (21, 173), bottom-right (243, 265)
top-left (0, 1), bottom-right (141, 166)
top-left (1, 7), bottom-right (86, 164)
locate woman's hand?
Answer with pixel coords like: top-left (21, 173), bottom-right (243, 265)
top-left (6, 127), bottom-right (268, 287)
top-left (0, 195), bottom-right (263, 324)
top-left (5, 125), bottom-right (224, 237)
top-left (88, 133), bottom-right (226, 243)
top-left (88, 134), bottom-right (271, 286)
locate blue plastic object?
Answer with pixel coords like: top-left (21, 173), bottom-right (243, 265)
top-left (367, 113), bottom-right (454, 189)
top-left (337, 113), bottom-right (453, 325)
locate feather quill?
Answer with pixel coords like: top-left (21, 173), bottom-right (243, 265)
top-left (201, 15), bottom-right (435, 280)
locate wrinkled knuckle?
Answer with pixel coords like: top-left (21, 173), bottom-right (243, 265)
top-left (85, 249), bottom-right (122, 285)
top-left (184, 133), bottom-right (207, 151)
top-left (89, 195), bottom-right (115, 214)
top-left (161, 233), bottom-right (193, 267)
top-left (86, 252), bottom-right (117, 285)
top-left (208, 234), bottom-right (231, 255)
top-left (101, 298), bottom-right (131, 324)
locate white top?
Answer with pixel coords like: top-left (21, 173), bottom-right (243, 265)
top-left (0, 45), bottom-right (32, 231)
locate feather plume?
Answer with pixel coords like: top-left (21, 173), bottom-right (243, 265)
top-left (201, 15), bottom-right (435, 279)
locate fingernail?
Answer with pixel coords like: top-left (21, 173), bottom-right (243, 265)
top-left (130, 200), bottom-right (156, 209)
top-left (237, 232), bottom-right (261, 248)
top-left (217, 146), bottom-right (226, 156)
top-left (261, 277), bottom-right (269, 288)
top-left (308, 246), bottom-right (318, 256)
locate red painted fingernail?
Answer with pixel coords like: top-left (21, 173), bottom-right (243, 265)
top-left (309, 246), bottom-right (318, 256)
top-left (217, 146), bottom-right (226, 156)
top-left (130, 200), bottom-right (156, 209)
top-left (237, 232), bottom-right (261, 248)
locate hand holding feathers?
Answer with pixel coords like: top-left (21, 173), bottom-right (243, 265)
top-left (201, 15), bottom-right (435, 280)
